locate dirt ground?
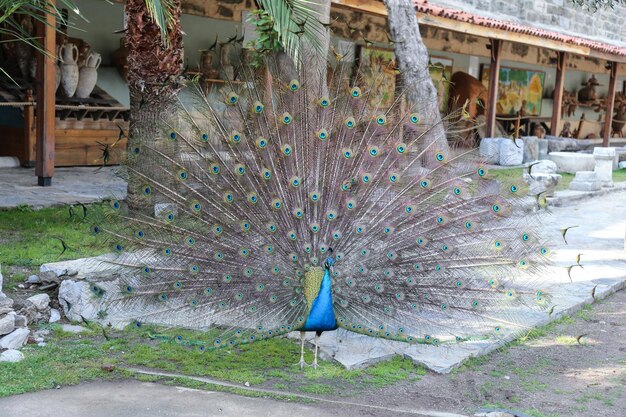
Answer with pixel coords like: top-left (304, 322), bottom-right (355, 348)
top-left (334, 289), bottom-right (626, 417)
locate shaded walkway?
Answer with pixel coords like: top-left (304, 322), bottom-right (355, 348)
top-left (0, 167), bottom-right (126, 209)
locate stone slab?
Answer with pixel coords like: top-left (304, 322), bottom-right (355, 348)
top-left (549, 152), bottom-right (595, 174)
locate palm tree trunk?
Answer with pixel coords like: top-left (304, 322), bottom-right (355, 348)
top-left (124, 0), bottom-right (184, 211)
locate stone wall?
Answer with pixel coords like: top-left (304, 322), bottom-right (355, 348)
top-left (431, 0), bottom-right (626, 48)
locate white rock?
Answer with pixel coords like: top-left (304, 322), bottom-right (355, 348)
top-left (549, 152), bottom-right (595, 174)
top-left (39, 263), bottom-right (68, 277)
top-left (49, 308), bottom-right (61, 323)
top-left (59, 280), bottom-right (99, 322)
top-left (0, 263), bottom-right (3, 296)
top-left (0, 157), bottom-right (20, 168)
top-left (27, 293), bottom-right (50, 311)
top-left (479, 138), bottom-right (503, 164)
top-left (0, 313), bottom-right (15, 335)
top-left (0, 328), bottom-right (30, 349)
top-left (531, 160), bottom-right (558, 175)
top-left (619, 161), bottom-right (626, 169)
top-left (0, 349), bottom-right (24, 363)
top-left (499, 138), bottom-right (524, 166)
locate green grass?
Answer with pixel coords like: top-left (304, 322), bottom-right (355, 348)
top-left (0, 204), bottom-right (109, 268)
top-left (0, 339), bottom-right (115, 397)
top-left (522, 409), bottom-right (561, 417)
top-left (0, 320), bottom-right (430, 399)
top-left (489, 167), bottom-right (626, 192)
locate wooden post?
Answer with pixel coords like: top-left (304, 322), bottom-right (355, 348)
top-left (35, 1), bottom-right (56, 186)
top-left (603, 61), bottom-right (618, 147)
top-left (23, 90), bottom-right (36, 166)
top-left (551, 51), bottom-right (567, 137)
top-left (485, 38), bottom-right (502, 138)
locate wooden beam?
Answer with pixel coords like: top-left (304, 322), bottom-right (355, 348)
top-left (485, 38), bottom-right (502, 138)
top-left (331, 0), bottom-right (626, 63)
top-left (551, 51), bottom-right (567, 137)
top-left (23, 89), bottom-right (36, 166)
top-left (35, 1), bottom-right (56, 186)
top-left (603, 61), bottom-right (619, 147)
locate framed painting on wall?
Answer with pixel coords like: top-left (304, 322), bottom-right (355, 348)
top-left (480, 65), bottom-right (545, 116)
top-left (355, 46), bottom-right (397, 109)
top-left (429, 56), bottom-right (453, 112)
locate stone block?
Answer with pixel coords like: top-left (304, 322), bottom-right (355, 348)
top-left (546, 137), bottom-right (594, 152)
top-left (523, 172), bottom-right (561, 197)
top-left (499, 138), bottom-right (524, 166)
top-left (27, 293), bottom-right (50, 311)
top-left (537, 139), bottom-right (549, 160)
top-left (0, 328), bottom-right (30, 349)
top-left (569, 171), bottom-right (602, 191)
top-left (0, 349), bottom-right (24, 363)
top-left (549, 152), bottom-right (595, 174)
top-left (593, 147), bottom-right (615, 187)
top-left (619, 161), bottom-right (626, 169)
top-left (0, 262), bottom-right (3, 296)
top-left (523, 136), bottom-right (539, 163)
top-left (479, 138), bottom-right (503, 164)
top-left (531, 160), bottom-right (558, 175)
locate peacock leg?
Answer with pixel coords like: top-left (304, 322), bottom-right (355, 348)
top-left (298, 331), bottom-right (307, 369)
top-left (311, 331), bottom-right (321, 369)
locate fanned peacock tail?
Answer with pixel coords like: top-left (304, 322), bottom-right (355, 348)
top-left (89, 49), bottom-right (553, 350)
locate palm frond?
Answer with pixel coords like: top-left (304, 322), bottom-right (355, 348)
top-left (257, 0), bottom-right (328, 63)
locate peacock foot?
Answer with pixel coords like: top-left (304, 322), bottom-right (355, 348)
top-left (310, 361), bottom-right (318, 369)
top-left (297, 359), bottom-right (308, 369)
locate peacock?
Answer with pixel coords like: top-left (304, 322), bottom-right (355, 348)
top-left (89, 47), bottom-right (552, 369)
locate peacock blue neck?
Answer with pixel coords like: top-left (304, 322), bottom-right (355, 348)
top-left (302, 267), bottom-right (337, 332)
